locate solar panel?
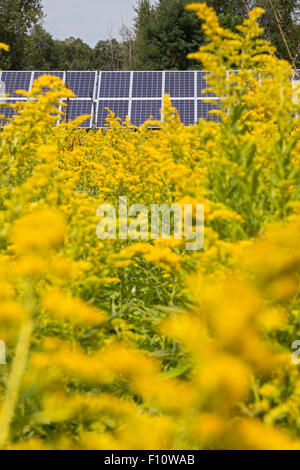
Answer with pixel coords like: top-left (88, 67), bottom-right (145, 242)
top-left (0, 99), bottom-right (26, 126)
top-left (62, 100), bottom-right (93, 128)
top-left (66, 71), bottom-right (97, 98)
top-left (33, 71), bottom-right (64, 81)
top-left (33, 71), bottom-right (65, 92)
top-left (97, 100), bottom-right (129, 127)
top-left (131, 100), bottom-right (161, 126)
top-left (227, 70), bottom-right (239, 88)
top-left (165, 72), bottom-right (194, 98)
top-left (171, 99), bottom-right (195, 125)
top-left (197, 100), bottom-right (221, 122)
top-left (132, 72), bottom-right (162, 98)
top-left (197, 71), bottom-right (217, 98)
top-left (99, 72), bottom-right (131, 98)
top-left (1, 71), bottom-right (32, 97)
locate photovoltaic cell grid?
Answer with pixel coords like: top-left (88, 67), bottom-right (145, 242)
top-left (99, 72), bottom-right (131, 98)
top-left (34, 71), bottom-right (64, 80)
top-left (63, 100), bottom-right (93, 128)
top-left (97, 100), bottom-right (129, 127)
top-left (291, 70), bottom-right (300, 94)
top-left (132, 72), bottom-right (162, 98)
top-left (165, 72), bottom-right (194, 97)
top-left (171, 100), bottom-right (195, 126)
top-left (197, 100), bottom-right (221, 122)
top-left (66, 71), bottom-right (97, 98)
top-left (131, 100), bottom-right (161, 126)
top-left (0, 99), bottom-right (25, 126)
top-left (48, 102), bottom-right (64, 122)
top-left (1, 71), bottom-right (32, 97)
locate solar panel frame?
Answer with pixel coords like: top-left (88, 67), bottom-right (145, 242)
top-left (33, 71), bottom-right (65, 93)
top-left (162, 70), bottom-right (166, 101)
top-left (3, 69), bottom-right (300, 128)
top-left (0, 71), bottom-right (5, 101)
top-left (292, 75), bottom-right (300, 118)
top-left (92, 72), bottom-right (98, 104)
top-left (33, 71), bottom-right (65, 79)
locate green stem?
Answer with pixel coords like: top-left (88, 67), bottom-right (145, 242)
top-left (0, 318), bottom-right (33, 449)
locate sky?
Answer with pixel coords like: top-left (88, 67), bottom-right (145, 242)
top-left (41, 0), bottom-right (138, 47)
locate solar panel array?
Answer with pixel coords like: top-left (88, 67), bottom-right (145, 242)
top-left (0, 99), bottom-right (21, 127)
top-left (1, 70), bottom-right (298, 128)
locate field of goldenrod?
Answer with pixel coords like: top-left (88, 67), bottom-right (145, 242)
top-left (1, 3), bottom-right (300, 450)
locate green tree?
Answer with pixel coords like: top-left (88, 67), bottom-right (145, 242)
top-left (0, 0), bottom-right (43, 69)
top-left (208, 1), bottom-right (300, 65)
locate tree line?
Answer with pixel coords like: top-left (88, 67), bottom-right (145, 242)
top-left (0, 0), bottom-right (299, 71)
